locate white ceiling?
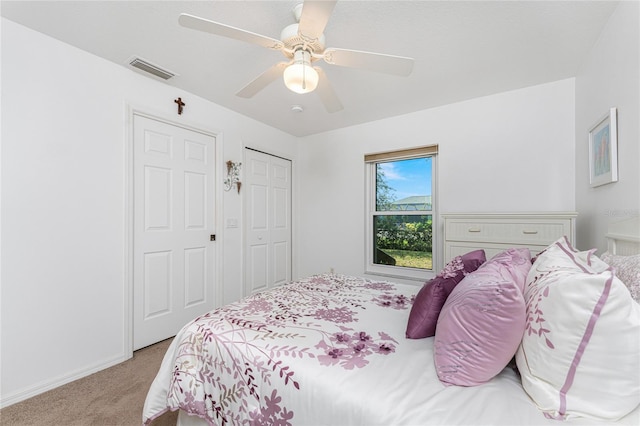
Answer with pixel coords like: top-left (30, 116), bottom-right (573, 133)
top-left (1, 1), bottom-right (619, 137)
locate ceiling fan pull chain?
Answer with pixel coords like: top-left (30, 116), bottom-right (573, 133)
top-left (302, 57), bottom-right (307, 90)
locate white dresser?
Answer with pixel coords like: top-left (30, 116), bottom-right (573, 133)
top-left (442, 212), bottom-right (577, 263)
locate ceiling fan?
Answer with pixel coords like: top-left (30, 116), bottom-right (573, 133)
top-left (178, 0), bottom-right (414, 113)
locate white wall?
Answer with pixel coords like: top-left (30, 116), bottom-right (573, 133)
top-left (297, 79), bottom-right (576, 284)
top-left (575, 0), bottom-right (640, 253)
top-left (0, 18), bottom-right (297, 406)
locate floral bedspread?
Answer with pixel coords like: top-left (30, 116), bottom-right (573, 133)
top-left (143, 274), bottom-right (415, 425)
top-left (143, 273), bottom-right (640, 426)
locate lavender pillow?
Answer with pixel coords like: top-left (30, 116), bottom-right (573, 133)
top-left (406, 250), bottom-right (486, 339)
top-left (434, 248), bottom-right (531, 386)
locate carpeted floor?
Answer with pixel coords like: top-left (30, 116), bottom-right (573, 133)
top-left (0, 338), bottom-right (179, 426)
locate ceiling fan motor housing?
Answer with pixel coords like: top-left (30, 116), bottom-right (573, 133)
top-left (280, 23), bottom-right (325, 60)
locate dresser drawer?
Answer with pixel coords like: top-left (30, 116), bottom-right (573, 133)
top-left (445, 220), bottom-right (570, 245)
top-left (440, 213), bottom-right (577, 267)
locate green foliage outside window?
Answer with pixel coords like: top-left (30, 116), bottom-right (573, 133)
top-left (374, 216), bottom-right (433, 252)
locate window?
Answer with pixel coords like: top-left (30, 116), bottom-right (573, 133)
top-left (365, 146), bottom-right (437, 280)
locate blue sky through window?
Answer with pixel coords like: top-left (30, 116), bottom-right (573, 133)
top-left (378, 157), bottom-right (432, 201)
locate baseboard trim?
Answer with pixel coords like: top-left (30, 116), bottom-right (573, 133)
top-left (0, 352), bottom-right (130, 409)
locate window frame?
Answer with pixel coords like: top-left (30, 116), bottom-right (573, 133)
top-left (364, 146), bottom-right (438, 281)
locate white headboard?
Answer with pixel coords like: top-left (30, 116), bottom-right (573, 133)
top-left (606, 216), bottom-right (640, 255)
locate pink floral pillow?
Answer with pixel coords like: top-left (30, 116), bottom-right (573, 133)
top-left (405, 250), bottom-right (486, 339)
top-left (434, 248), bottom-right (531, 386)
top-left (602, 252), bottom-right (640, 303)
top-left (516, 237), bottom-right (640, 421)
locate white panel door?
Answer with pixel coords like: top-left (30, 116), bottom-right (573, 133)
top-left (245, 149), bottom-right (291, 295)
top-left (133, 114), bottom-right (216, 350)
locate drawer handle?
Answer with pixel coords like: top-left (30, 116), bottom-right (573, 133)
top-left (467, 228), bottom-right (481, 233)
top-left (522, 230), bottom-right (539, 235)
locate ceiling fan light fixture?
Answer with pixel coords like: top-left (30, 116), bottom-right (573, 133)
top-left (283, 50), bottom-right (319, 94)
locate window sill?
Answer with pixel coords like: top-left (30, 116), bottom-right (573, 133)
top-left (364, 265), bottom-right (435, 284)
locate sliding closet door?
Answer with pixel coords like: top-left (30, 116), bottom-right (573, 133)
top-left (132, 114), bottom-right (217, 350)
top-left (244, 149), bottom-right (292, 295)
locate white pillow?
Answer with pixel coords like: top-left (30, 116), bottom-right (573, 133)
top-left (516, 237), bottom-right (640, 421)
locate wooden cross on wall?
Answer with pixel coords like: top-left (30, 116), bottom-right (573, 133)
top-left (174, 97), bottom-right (185, 115)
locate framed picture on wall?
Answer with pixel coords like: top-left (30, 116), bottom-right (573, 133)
top-left (588, 107), bottom-right (618, 187)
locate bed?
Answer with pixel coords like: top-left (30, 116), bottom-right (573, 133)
top-left (143, 216), bottom-right (640, 426)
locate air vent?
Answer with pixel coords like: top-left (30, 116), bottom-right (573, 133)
top-left (127, 56), bottom-right (176, 80)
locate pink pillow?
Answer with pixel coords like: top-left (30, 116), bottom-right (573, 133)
top-left (434, 248), bottom-right (531, 386)
top-left (406, 250), bottom-right (486, 339)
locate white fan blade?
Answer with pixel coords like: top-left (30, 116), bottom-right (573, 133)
top-left (179, 13), bottom-right (284, 51)
top-left (323, 48), bottom-right (414, 76)
top-left (298, 0), bottom-right (337, 41)
top-left (315, 67), bottom-right (343, 113)
top-left (236, 62), bottom-right (288, 98)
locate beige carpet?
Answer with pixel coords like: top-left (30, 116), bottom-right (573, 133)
top-left (0, 338), bottom-right (179, 426)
